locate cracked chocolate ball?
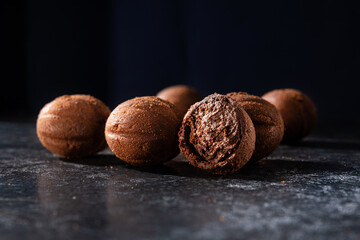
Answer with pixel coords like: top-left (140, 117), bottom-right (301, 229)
top-left (156, 85), bottom-right (203, 119)
top-left (262, 88), bottom-right (317, 143)
top-left (178, 93), bottom-right (256, 175)
top-left (227, 92), bottom-right (284, 161)
top-left (36, 95), bottom-right (111, 158)
top-left (105, 96), bottom-right (181, 166)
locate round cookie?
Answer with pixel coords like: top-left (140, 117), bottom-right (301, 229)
top-left (105, 96), bottom-right (181, 166)
top-left (227, 92), bottom-right (284, 161)
top-left (178, 93), bottom-right (256, 175)
top-left (37, 95), bottom-right (111, 158)
top-left (156, 85), bottom-right (203, 119)
top-left (262, 88), bottom-right (317, 143)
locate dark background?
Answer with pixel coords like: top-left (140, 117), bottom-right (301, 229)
top-left (1, 0), bottom-right (359, 121)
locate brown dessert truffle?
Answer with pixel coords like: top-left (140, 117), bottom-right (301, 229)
top-left (36, 95), bottom-right (111, 158)
top-left (156, 85), bottom-right (203, 119)
top-left (262, 88), bottom-right (317, 143)
top-left (178, 93), bottom-right (256, 175)
top-left (227, 92), bottom-right (284, 161)
top-left (105, 96), bottom-right (181, 166)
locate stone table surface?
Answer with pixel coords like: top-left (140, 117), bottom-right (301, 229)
top-left (0, 122), bottom-right (359, 240)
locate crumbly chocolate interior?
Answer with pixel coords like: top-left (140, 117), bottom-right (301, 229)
top-left (185, 95), bottom-right (241, 164)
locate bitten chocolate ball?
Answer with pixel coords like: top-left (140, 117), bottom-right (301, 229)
top-left (262, 89), bottom-right (317, 143)
top-left (105, 96), bottom-right (181, 166)
top-left (156, 85), bottom-right (203, 119)
top-left (178, 93), bottom-right (256, 175)
top-left (37, 95), bottom-right (111, 158)
top-left (227, 92), bottom-right (284, 161)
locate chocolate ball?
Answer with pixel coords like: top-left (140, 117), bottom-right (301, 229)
top-left (178, 93), bottom-right (256, 175)
top-left (227, 92), bottom-right (284, 161)
top-left (36, 95), bottom-right (111, 158)
top-left (105, 96), bottom-right (181, 166)
top-left (156, 85), bottom-right (203, 119)
top-left (262, 89), bottom-right (317, 143)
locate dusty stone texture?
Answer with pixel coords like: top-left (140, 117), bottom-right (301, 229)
top-left (0, 122), bottom-right (359, 240)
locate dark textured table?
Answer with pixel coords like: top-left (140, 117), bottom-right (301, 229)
top-left (0, 122), bottom-right (359, 240)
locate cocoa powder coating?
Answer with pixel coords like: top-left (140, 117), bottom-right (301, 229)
top-left (178, 94), bottom-right (256, 175)
top-left (36, 95), bottom-right (111, 158)
top-left (105, 96), bottom-right (181, 166)
top-left (262, 89), bottom-right (317, 143)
